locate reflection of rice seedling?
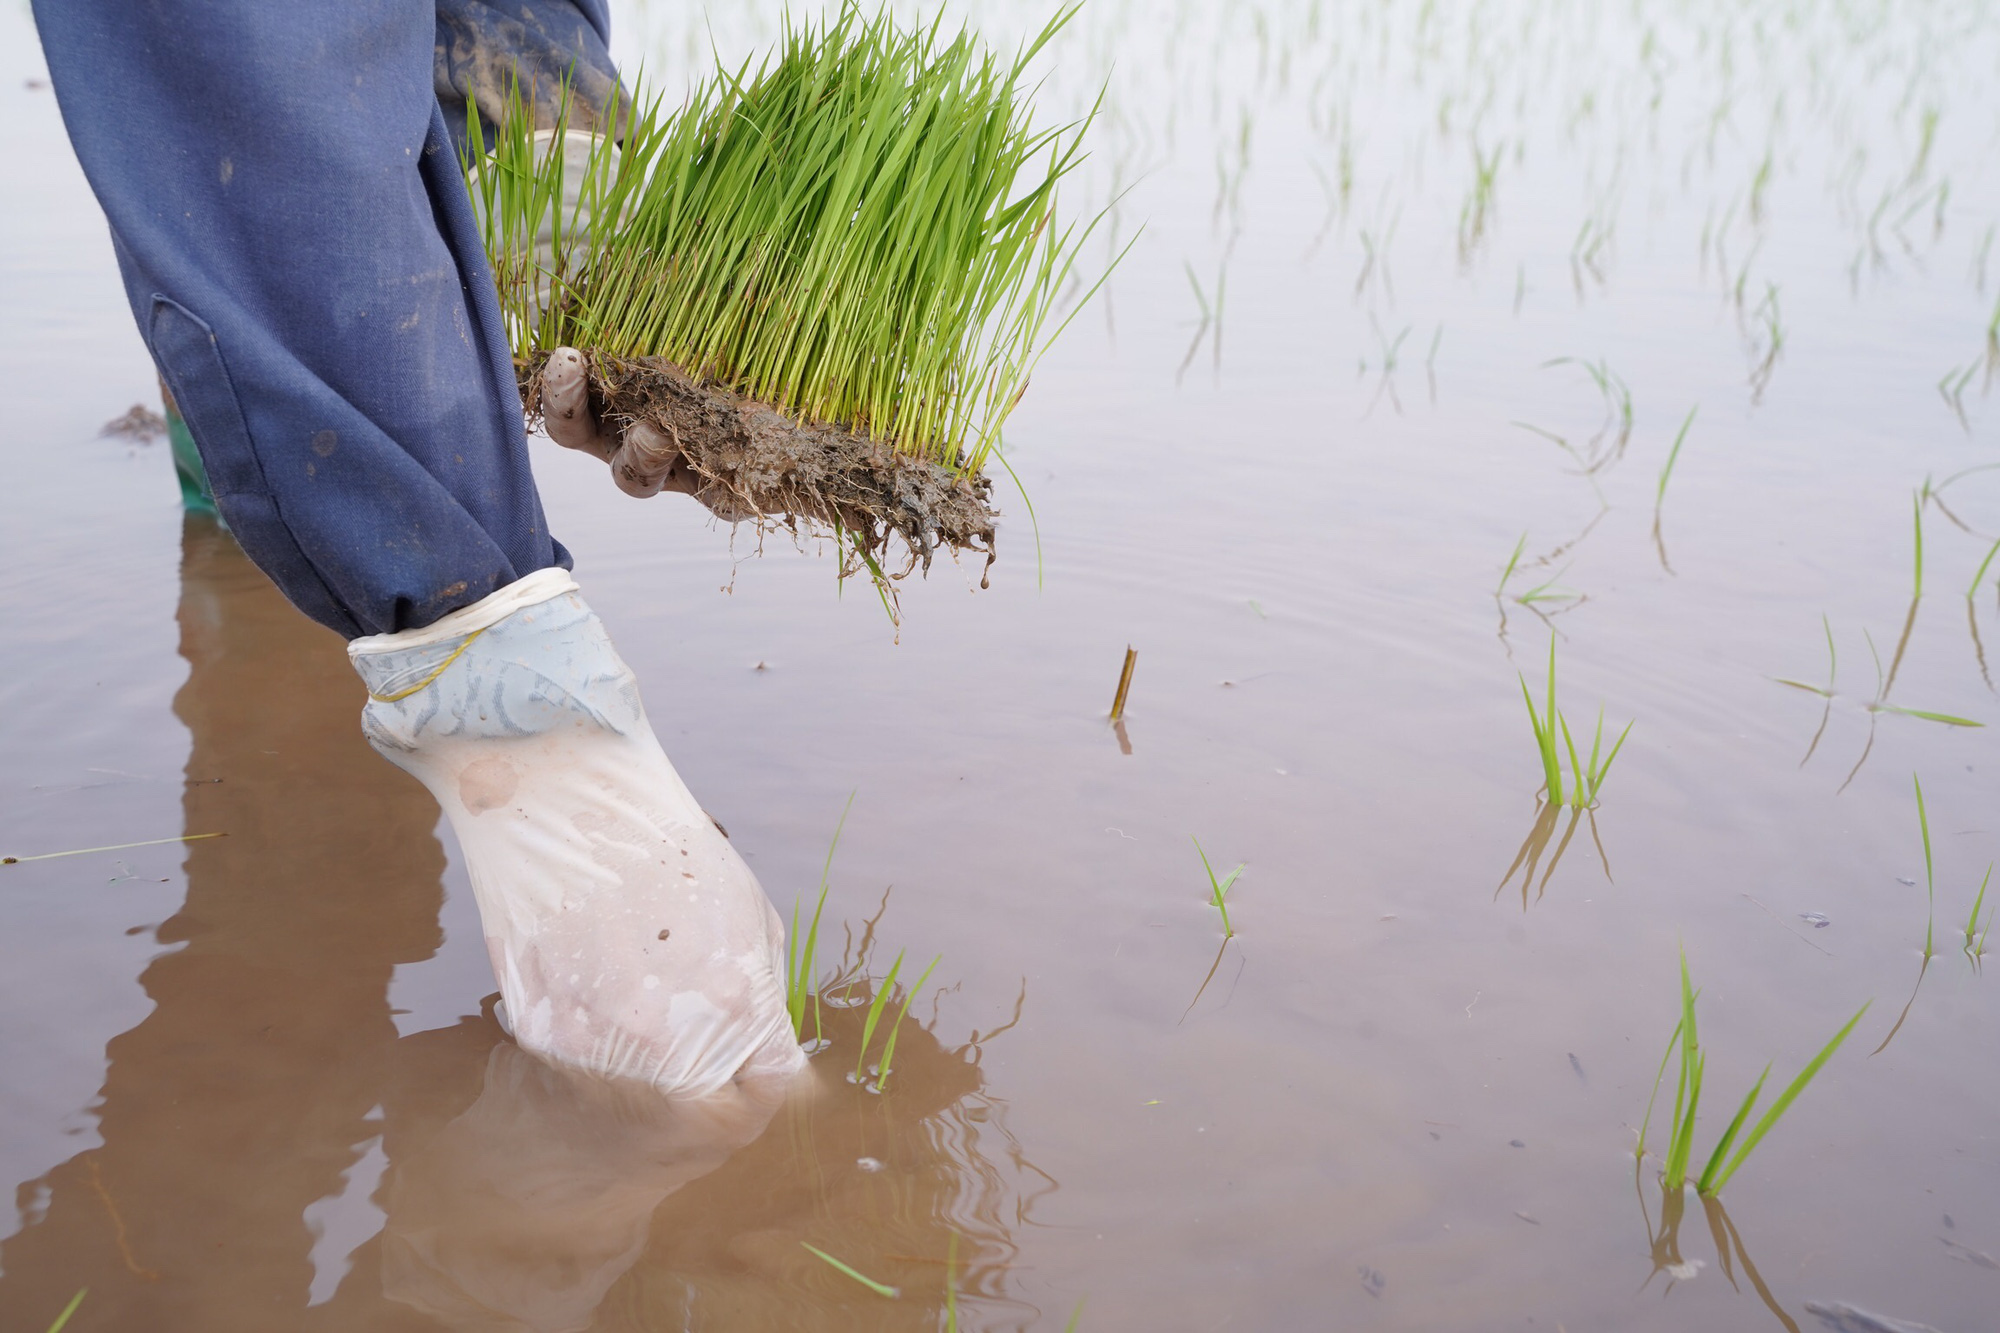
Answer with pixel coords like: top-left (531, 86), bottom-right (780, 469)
top-left (802, 1242), bottom-right (900, 1298)
top-left (1540, 356), bottom-right (1633, 471)
top-left (469, 5), bottom-right (1113, 575)
top-left (1519, 638), bottom-right (1632, 809)
top-left (1639, 950), bottom-right (1869, 1199)
top-left (1193, 838), bottom-right (1243, 938)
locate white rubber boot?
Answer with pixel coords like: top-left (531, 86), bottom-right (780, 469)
top-left (348, 569), bottom-right (805, 1095)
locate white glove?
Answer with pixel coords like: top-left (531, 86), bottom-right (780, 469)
top-left (348, 568), bottom-right (806, 1095)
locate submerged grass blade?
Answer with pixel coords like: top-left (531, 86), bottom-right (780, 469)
top-left (44, 1291), bottom-right (86, 1333)
top-left (801, 1243), bottom-right (900, 1298)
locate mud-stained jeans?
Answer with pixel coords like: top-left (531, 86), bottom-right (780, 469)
top-left (32, 0), bottom-right (617, 638)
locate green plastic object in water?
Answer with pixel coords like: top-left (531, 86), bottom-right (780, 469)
top-left (159, 382), bottom-right (221, 519)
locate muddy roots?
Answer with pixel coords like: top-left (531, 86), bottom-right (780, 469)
top-left (521, 353), bottom-right (999, 586)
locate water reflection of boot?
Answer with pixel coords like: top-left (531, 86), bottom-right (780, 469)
top-left (0, 513), bottom-right (445, 1332)
top-left (317, 976), bottom-right (1044, 1332)
top-left (373, 1044), bottom-right (789, 1333)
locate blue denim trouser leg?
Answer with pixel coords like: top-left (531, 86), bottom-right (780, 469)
top-left (33, 1), bottom-right (613, 638)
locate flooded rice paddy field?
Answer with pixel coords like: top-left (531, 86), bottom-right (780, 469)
top-left (5, 1), bottom-right (2000, 1329)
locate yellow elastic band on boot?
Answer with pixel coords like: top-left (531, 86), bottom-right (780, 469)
top-left (367, 627), bottom-right (489, 703)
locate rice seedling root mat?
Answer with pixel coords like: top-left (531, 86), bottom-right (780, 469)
top-left (517, 352), bottom-right (999, 580)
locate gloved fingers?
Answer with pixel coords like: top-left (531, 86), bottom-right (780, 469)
top-left (542, 347), bottom-right (617, 461)
top-left (611, 421), bottom-right (700, 499)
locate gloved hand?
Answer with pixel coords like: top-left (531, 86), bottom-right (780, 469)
top-left (541, 347), bottom-right (705, 500)
top-left (348, 568), bottom-right (806, 1095)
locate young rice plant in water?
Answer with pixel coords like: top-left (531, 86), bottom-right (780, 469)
top-left (1520, 637), bottom-right (1632, 809)
top-left (465, 3), bottom-right (1107, 473)
top-left (1638, 950), bottom-right (1869, 1199)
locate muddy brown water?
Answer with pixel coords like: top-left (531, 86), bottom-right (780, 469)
top-left (5, 3), bottom-right (2000, 1331)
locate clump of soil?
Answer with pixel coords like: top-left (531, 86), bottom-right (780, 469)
top-left (519, 353), bottom-right (998, 585)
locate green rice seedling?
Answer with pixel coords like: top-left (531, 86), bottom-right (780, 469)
top-left (466, 5), bottom-right (1120, 567)
top-left (1519, 638), bottom-right (1632, 809)
top-left (854, 949), bottom-right (906, 1081)
top-left (801, 1242), bottom-right (900, 1298)
top-left (872, 953), bottom-right (939, 1090)
top-left (1964, 864), bottom-right (1993, 960)
top-left (1655, 406), bottom-right (1698, 509)
top-left (1192, 838), bottom-right (1244, 937)
top-left (787, 793), bottom-right (856, 1045)
top-left (1496, 533), bottom-right (1528, 599)
top-left (850, 949), bottom-right (939, 1090)
top-left (944, 1232), bottom-right (960, 1332)
top-left (1877, 704), bottom-right (1982, 727)
top-left (1516, 567), bottom-right (1581, 607)
top-left (1912, 491), bottom-right (1927, 601)
top-left (44, 1291), bottom-right (86, 1333)
top-left (1639, 950), bottom-right (1869, 1198)
top-left (1915, 774), bottom-right (1937, 960)
top-left (1967, 538), bottom-right (2000, 601)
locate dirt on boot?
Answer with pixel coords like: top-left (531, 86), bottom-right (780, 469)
top-left (520, 352), bottom-right (1000, 585)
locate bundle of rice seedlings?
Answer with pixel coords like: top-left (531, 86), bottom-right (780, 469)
top-left (464, 4), bottom-right (1110, 589)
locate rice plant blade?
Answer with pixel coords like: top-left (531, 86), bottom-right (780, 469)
top-left (1655, 405), bottom-right (1697, 506)
top-left (1709, 1002), bottom-right (1872, 1195)
top-left (1663, 952), bottom-right (1702, 1192)
top-left (801, 1243), bottom-right (900, 1298)
top-left (1879, 705), bottom-right (1984, 727)
top-left (1591, 721), bottom-right (1635, 800)
top-left (874, 953), bottom-right (941, 1089)
top-left (44, 1291), bottom-right (87, 1333)
top-left (1695, 1065), bottom-right (1770, 1195)
top-left (1558, 710), bottom-right (1585, 810)
top-left (855, 950), bottom-right (907, 1080)
top-left (1636, 1019), bottom-right (1684, 1160)
top-left (1970, 864), bottom-right (1994, 956)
